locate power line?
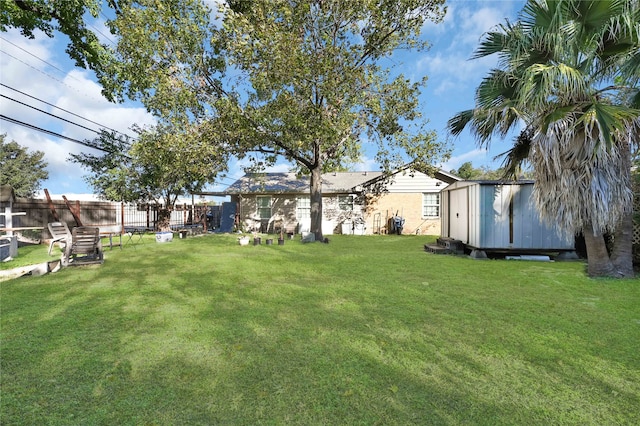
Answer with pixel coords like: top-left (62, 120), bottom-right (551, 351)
top-left (2, 94), bottom-right (102, 135)
top-left (0, 83), bottom-right (130, 138)
top-left (0, 36), bottom-right (85, 84)
top-left (89, 23), bottom-right (116, 46)
top-left (0, 114), bottom-right (108, 152)
top-left (0, 49), bottom-right (106, 103)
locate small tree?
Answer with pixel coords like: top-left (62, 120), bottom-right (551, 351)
top-left (450, 162), bottom-right (481, 180)
top-left (70, 125), bottom-right (227, 231)
top-left (0, 134), bottom-right (48, 197)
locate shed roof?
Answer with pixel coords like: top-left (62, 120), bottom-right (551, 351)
top-left (443, 180), bottom-right (535, 191)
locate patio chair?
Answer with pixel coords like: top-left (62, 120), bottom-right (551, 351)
top-left (61, 226), bottom-right (103, 267)
top-left (47, 222), bottom-right (71, 255)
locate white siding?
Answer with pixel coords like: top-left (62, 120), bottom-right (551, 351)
top-left (386, 171), bottom-right (445, 193)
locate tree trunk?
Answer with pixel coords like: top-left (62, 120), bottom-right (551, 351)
top-left (583, 226), bottom-right (618, 278)
top-left (610, 140), bottom-right (635, 277)
top-left (310, 165), bottom-right (323, 242)
top-left (611, 212), bottom-right (635, 278)
top-left (157, 207), bottom-right (172, 232)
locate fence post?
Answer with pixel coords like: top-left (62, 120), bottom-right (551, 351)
top-left (44, 189), bottom-right (60, 222)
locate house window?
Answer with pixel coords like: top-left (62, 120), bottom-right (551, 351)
top-left (296, 196), bottom-right (310, 220)
top-left (338, 195), bottom-right (354, 212)
top-left (257, 196), bottom-right (272, 219)
top-left (423, 192), bottom-right (440, 218)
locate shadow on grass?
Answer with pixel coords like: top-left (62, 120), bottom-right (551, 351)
top-left (1, 235), bottom-right (638, 424)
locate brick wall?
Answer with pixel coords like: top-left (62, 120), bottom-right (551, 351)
top-left (364, 192), bottom-right (441, 235)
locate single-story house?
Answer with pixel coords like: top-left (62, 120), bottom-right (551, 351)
top-left (218, 168), bottom-right (461, 235)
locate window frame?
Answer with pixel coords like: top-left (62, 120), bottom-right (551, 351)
top-left (296, 196), bottom-right (311, 220)
top-left (422, 192), bottom-right (440, 218)
top-left (256, 196), bottom-right (272, 219)
top-left (338, 195), bottom-right (355, 212)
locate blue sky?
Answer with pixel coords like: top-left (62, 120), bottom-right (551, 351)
top-left (0, 0), bottom-right (525, 201)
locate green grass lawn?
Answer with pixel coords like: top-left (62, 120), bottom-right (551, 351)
top-left (1, 234), bottom-right (639, 425)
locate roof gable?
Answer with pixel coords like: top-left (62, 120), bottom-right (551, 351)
top-left (225, 167), bottom-right (459, 195)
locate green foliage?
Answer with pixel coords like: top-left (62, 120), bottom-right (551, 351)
top-left (212, 0), bottom-right (449, 174)
top-left (450, 162), bottom-right (482, 180)
top-left (1, 235), bottom-right (639, 424)
top-left (450, 160), bottom-right (533, 181)
top-left (102, 0), bottom-right (449, 238)
top-left (0, 134), bottom-right (48, 197)
top-left (69, 125), bottom-right (227, 211)
top-left (0, 0), bottom-right (113, 81)
top-left (447, 0), bottom-right (640, 276)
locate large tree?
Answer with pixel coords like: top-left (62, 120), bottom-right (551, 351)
top-left (0, 134), bottom-right (48, 197)
top-left (70, 124), bottom-right (227, 231)
top-left (102, 0), bottom-right (449, 241)
top-left (448, 0), bottom-right (640, 278)
top-left (0, 0), bottom-right (116, 84)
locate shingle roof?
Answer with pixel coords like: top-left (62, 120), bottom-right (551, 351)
top-left (225, 172), bottom-right (384, 194)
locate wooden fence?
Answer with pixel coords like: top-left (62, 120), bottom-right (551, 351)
top-left (4, 198), bottom-right (219, 241)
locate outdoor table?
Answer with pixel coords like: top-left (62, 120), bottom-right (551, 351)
top-left (124, 227), bottom-right (153, 246)
top-left (100, 231), bottom-right (122, 250)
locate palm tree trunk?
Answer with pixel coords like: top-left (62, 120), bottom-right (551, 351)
top-left (610, 140), bottom-right (635, 277)
top-left (583, 226), bottom-right (618, 277)
top-left (611, 212), bottom-right (635, 277)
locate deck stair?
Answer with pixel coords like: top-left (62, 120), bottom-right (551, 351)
top-left (424, 237), bottom-right (465, 255)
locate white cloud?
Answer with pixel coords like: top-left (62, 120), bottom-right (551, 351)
top-left (351, 155), bottom-right (378, 172)
top-left (416, 2), bottom-right (522, 96)
top-left (56, 70), bottom-right (154, 140)
top-left (441, 148), bottom-right (491, 171)
top-left (1, 28), bottom-right (155, 196)
top-left (456, 5), bottom-right (508, 47)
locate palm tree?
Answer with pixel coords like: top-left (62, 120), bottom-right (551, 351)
top-left (448, 0), bottom-right (640, 277)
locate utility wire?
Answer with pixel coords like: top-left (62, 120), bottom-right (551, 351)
top-left (89, 23), bottom-right (116, 46)
top-left (2, 94), bottom-right (103, 135)
top-left (0, 49), bottom-right (106, 103)
top-left (0, 83), bottom-right (130, 138)
top-left (0, 36), bottom-right (85, 84)
top-left (0, 114), bottom-right (108, 151)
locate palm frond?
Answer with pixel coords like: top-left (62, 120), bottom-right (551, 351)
top-left (475, 69), bottom-right (518, 109)
top-left (522, 63), bottom-right (589, 107)
top-left (447, 109), bottom-right (475, 136)
top-left (448, 0), bottom-right (639, 238)
top-left (577, 102), bottom-right (640, 148)
top-left (530, 123), bottom-right (632, 236)
top-left (495, 127), bottom-right (534, 179)
top-left (631, 88), bottom-right (640, 109)
top-left (540, 105), bottom-right (578, 134)
top-left (472, 26), bottom-right (511, 60)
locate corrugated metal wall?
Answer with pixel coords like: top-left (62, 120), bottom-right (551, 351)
top-left (443, 182), bottom-right (573, 251)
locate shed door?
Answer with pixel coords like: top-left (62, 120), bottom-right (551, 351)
top-left (448, 188), bottom-right (468, 243)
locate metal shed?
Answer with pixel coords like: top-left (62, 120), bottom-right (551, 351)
top-left (441, 181), bottom-right (575, 256)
